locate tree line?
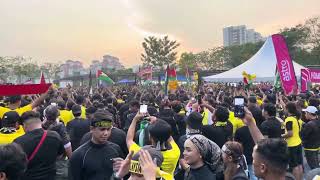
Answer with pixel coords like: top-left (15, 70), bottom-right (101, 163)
top-left (141, 16), bottom-right (320, 72)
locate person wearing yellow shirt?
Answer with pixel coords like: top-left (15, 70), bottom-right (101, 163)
top-left (229, 111), bottom-right (245, 134)
top-left (126, 112), bottom-right (180, 177)
top-left (282, 102), bottom-right (303, 180)
top-left (0, 87), bottom-right (52, 120)
top-left (0, 111), bottom-right (25, 145)
top-left (57, 100), bottom-right (74, 125)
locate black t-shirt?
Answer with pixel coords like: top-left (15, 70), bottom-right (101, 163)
top-left (14, 128), bottom-right (64, 180)
top-left (66, 117), bottom-right (90, 151)
top-left (260, 117), bottom-right (282, 138)
top-left (79, 127), bottom-right (128, 155)
top-left (248, 105), bottom-right (264, 128)
top-left (185, 165), bottom-right (217, 180)
top-left (46, 122), bottom-right (71, 147)
top-left (69, 140), bottom-right (123, 180)
top-left (234, 126), bottom-right (254, 165)
top-left (202, 122), bottom-right (233, 148)
top-left (301, 119), bottom-right (320, 149)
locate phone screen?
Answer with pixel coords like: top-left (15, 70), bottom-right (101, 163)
top-left (234, 98), bottom-right (244, 105)
top-left (139, 105), bottom-right (148, 114)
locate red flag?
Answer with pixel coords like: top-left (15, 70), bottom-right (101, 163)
top-left (40, 72), bottom-right (46, 84)
top-left (0, 84), bottom-right (51, 96)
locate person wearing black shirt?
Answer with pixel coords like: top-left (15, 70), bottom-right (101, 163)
top-left (79, 125), bottom-right (128, 155)
top-left (202, 106), bottom-right (233, 148)
top-left (234, 123), bottom-right (256, 180)
top-left (183, 135), bottom-right (224, 180)
top-left (260, 103), bottom-right (282, 138)
top-left (66, 105), bottom-right (90, 151)
top-left (122, 100), bottom-right (139, 132)
top-left (14, 111), bottom-right (64, 180)
top-left (301, 106), bottom-right (320, 169)
top-left (177, 112), bottom-right (203, 153)
top-left (248, 96), bottom-right (264, 129)
top-left (69, 110), bottom-right (124, 180)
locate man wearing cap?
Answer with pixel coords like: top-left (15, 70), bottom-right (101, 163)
top-left (301, 106), bottom-right (320, 169)
top-left (13, 111), bottom-right (65, 180)
top-left (66, 104), bottom-right (90, 151)
top-left (0, 111), bottom-right (24, 144)
top-left (68, 110), bottom-right (124, 180)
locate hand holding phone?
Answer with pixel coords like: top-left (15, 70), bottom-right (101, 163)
top-left (234, 97), bottom-right (245, 118)
top-left (140, 104), bottom-right (148, 114)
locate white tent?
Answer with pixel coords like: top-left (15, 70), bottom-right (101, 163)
top-left (203, 36), bottom-right (305, 82)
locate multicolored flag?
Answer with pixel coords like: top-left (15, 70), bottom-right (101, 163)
top-left (137, 67), bottom-right (153, 81)
top-left (165, 66), bottom-right (178, 94)
top-left (97, 70), bottom-right (114, 84)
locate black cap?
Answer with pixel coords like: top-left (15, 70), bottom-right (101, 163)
top-left (2, 111), bottom-right (20, 127)
top-left (86, 106), bottom-right (97, 115)
top-left (186, 112), bottom-right (203, 129)
top-left (71, 104), bottom-right (82, 116)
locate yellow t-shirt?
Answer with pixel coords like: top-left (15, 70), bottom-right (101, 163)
top-left (129, 141), bottom-right (180, 176)
top-left (229, 111), bottom-right (245, 134)
top-left (0, 104), bottom-right (32, 119)
top-left (257, 99), bottom-right (263, 106)
top-left (0, 126), bottom-right (25, 145)
top-left (59, 110), bottom-right (74, 125)
top-left (81, 106), bottom-right (86, 119)
top-left (284, 116), bottom-right (302, 147)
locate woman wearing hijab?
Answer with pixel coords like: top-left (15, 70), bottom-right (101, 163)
top-left (183, 134), bottom-right (224, 180)
top-left (222, 141), bottom-right (249, 180)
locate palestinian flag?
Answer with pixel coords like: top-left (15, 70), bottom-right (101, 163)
top-left (97, 70), bottom-right (114, 84)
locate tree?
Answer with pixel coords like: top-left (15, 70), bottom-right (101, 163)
top-left (141, 36), bottom-right (180, 69)
top-left (178, 52), bottom-right (197, 72)
top-left (40, 63), bottom-right (61, 81)
top-left (280, 16), bottom-right (320, 66)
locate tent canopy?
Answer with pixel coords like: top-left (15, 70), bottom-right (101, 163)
top-left (203, 36), bottom-right (305, 82)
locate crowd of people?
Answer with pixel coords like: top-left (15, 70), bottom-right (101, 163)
top-left (0, 83), bottom-right (319, 180)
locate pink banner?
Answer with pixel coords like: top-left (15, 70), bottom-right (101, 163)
top-left (272, 34), bottom-right (298, 95)
top-left (301, 68), bottom-right (320, 92)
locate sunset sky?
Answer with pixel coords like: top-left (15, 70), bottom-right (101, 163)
top-left (0, 0), bottom-right (319, 67)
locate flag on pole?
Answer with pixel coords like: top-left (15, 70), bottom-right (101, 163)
top-left (164, 65), bottom-right (169, 95)
top-left (40, 72), bottom-right (46, 84)
top-left (273, 70), bottom-right (281, 91)
top-left (97, 70), bottom-right (114, 84)
top-left (164, 66), bottom-right (178, 94)
top-left (88, 70), bottom-right (93, 95)
top-left (137, 67), bottom-right (153, 81)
